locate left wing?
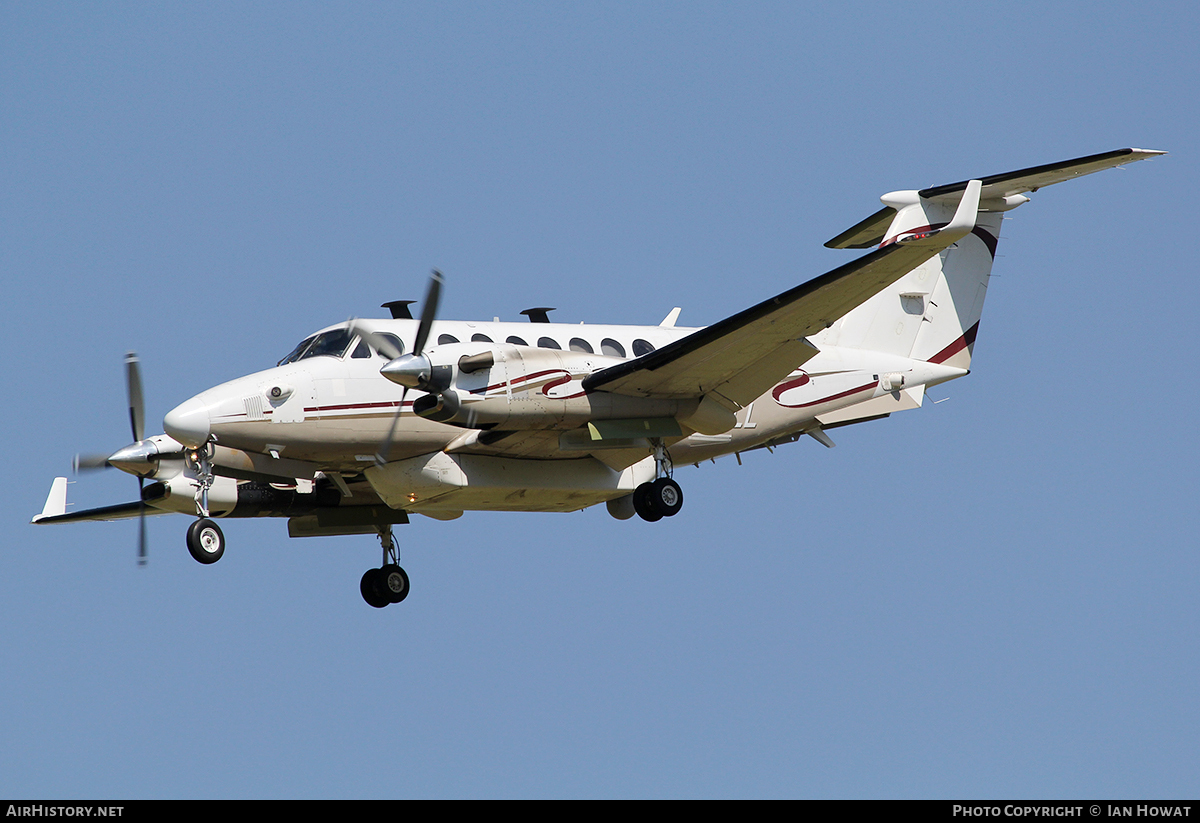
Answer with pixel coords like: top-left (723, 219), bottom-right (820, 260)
top-left (31, 477), bottom-right (173, 524)
top-left (582, 180), bottom-right (981, 408)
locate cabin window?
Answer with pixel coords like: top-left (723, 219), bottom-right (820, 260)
top-left (506, 336), bottom-right (528, 346)
top-left (471, 333), bottom-right (494, 343)
top-left (438, 334), bottom-right (460, 345)
top-left (569, 338), bottom-right (593, 353)
top-left (632, 338), bottom-right (656, 357)
top-left (600, 338), bottom-right (625, 357)
top-left (537, 337), bottom-right (561, 350)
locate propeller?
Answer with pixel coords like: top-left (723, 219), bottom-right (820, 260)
top-left (349, 269), bottom-right (444, 466)
top-left (72, 352), bottom-right (152, 564)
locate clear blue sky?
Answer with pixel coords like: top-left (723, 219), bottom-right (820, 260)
top-left (2, 1), bottom-right (1195, 799)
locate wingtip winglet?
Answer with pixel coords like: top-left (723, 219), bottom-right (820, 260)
top-left (32, 477), bottom-right (69, 523)
top-left (941, 178), bottom-right (982, 240)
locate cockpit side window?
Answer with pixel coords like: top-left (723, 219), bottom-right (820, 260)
top-left (373, 333), bottom-right (405, 359)
top-left (278, 335), bottom-right (317, 366)
top-left (280, 329), bottom-right (355, 365)
top-left (300, 328), bottom-right (355, 361)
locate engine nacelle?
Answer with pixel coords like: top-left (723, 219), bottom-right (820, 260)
top-left (407, 342), bottom-right (735, 435)
top-left (405, 343), bottom-right (692, 431)
top-left (151, 472), bottom-right (240, 516)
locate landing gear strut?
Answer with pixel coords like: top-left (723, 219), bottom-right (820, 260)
top-left (633, 439), bottom-right (684, 522)
top-left (361, 525), bottom-right (410, 608)
top-left (184, 441), bottom-right (227, 564)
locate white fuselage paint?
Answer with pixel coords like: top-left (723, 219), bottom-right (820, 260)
top-left (172, 316), bottom-right (966, 515)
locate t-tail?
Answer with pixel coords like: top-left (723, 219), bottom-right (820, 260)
top-left (816, 148), bottom-right (1165, 370)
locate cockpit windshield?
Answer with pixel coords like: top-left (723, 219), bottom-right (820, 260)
top-left (277, 328), bottom-right (355, 366)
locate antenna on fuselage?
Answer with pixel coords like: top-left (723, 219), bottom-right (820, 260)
top-left (382, 300), bottom-right (416, 320)
top-left (520, 307), bottom-right (556, 323)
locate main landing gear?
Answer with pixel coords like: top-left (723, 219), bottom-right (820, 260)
top-left (632, 439), bottom-right (684, 522)
top-left (360, 525), bottom-right (410, 608)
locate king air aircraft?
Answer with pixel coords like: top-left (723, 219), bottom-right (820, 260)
top-left (34, 149), bottom-right (1163, 607)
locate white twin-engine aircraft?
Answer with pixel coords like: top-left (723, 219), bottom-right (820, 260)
top-left (34, 149), bottom-right (1163, 607)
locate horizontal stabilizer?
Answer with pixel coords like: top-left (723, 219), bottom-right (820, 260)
top-left (825, 148), bottom-right (1165, 249)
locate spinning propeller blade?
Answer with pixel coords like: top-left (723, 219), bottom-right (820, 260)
top-left (137, 478), bottom-right (147, 566)
top-left (72, 351), bottom-right (154, 564)
top-left (73, 453), bottom-right (112, 472)
top-left (125, 352), bottom-right (145, 443)
top-left (411, 269), bottom-right (442, 357)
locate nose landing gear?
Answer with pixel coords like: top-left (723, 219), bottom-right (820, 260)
top-left (186, 518), bottom-right (226, 564)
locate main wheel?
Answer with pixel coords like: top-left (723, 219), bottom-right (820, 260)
top-left (633, 482), bottom-right (663, 522)
top-left (360, 568), bottom-right (389, 608)
top-left (651, 477), bottom-right (683, 517)
top-left (186, 518), bottom-right (225, 564)
top-left (381, 564), bottom-right (410, 604)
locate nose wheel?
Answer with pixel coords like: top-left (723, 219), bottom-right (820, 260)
top-left (186, 518), bottom-right (225, 564)
top-left (361, 525), bottom-right (410, 608)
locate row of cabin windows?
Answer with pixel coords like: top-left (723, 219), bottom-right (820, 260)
top-left (278, 329), bottom-right (657, 367)
top-left (438, 333), bottom-right (655, 358)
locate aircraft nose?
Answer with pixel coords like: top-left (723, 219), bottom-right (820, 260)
top-left (164, 396), bottom-right (211, 448)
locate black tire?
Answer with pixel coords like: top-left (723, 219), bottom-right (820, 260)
top-left (651, 477), bottom-right (683, 517)
top-left (186, 518), bottom-right (225, 564)
top-left (381, 564), bottom-right (410, 604)
top-left (633, 482), bottom-right (663, 522)
top-left (360, 568), bottom-right (389, 608)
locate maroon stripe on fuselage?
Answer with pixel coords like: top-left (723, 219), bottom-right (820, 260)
top-left (774, 379), bottom-right (878, 409)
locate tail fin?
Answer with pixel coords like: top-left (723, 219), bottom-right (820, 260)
top-left (816, 187), bottom-right (1001, 368)
top-left (817, 148), bottom-right (1165, 368)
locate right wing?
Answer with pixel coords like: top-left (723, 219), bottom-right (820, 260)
top-left (582, 180), bottom-right (982, 410)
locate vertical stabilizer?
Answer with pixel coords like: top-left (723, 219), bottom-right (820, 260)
top-left (818, 149), bottom-right (1166, 368)
top-left (815, 182), bottom-right (1001, 370)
